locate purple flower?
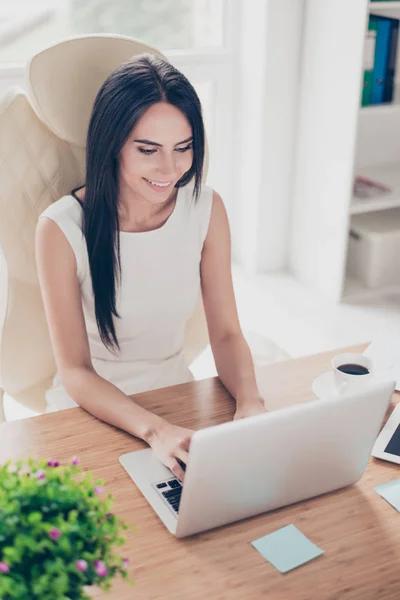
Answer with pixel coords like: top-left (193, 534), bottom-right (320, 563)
top-left (0, 562), bottom-right (9, 573)
top-left (94, 486), bottom-right (103, 495)
top-left (71, 456), bottom-right (80, 465)
top-left (76, 559), bottom-right (88, 572)
top-left (49, 528), bottom-right (61, 540)
top-left (122, 558), bottom-right (129, 569)
top-left (35, 469), bottom-right (46, 480)
top-left (94, 560), bottom-right (108, 577)
top-left (47, 459), bottom-right (60, 467)
top-left (105, 512), bottom-right (113, 519)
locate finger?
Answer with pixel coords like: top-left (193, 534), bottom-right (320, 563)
top-left (176, 447), bottom-right (189, 466)
top-left (179, 435), bottom-right (192, 451)
top-left (170, 460), bottom-right (185, 482)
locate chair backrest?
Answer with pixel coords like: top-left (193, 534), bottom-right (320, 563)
top-left (0, 35), bottom-right (209, 413)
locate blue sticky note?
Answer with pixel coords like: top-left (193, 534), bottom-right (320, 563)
top-left (251, 524), bottom-right (324, 573)
top-left (375, 478), bottom-right (400, 511)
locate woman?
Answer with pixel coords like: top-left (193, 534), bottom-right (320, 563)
top-left (36, 53), bottom-right (266, 481)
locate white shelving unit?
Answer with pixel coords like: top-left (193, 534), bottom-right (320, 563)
top-left (343, 275), bottom-right (400, 302)
top-left (351, 1), bottom-right (400, 300)
top-left (351, 164), bottom-right (400, 214)
top-left (289, 0), bottom-right (400, 304)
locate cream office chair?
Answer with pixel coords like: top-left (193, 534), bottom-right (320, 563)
top-left (0, 34), bottom-right (210, 423)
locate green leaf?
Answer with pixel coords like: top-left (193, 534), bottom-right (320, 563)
top-left (51, 572), bottom-right (68, 595)
top-left (68, 510), bottom-right (78, 522)
top-left (59, 537), bottom-right (72, 553)
top-left (2, 546), bottom-right (19, 561)
top-left (27, 512), bottom-right (43, 525)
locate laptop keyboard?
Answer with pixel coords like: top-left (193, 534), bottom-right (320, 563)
top-left (154, 478), bottom-right (182, 514)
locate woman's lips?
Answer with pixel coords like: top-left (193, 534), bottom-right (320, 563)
top-left (143, 178), bottom-right (172, 192)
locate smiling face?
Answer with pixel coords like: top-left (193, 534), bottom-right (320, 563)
top-left (118, 102), bottom-right (194, 206)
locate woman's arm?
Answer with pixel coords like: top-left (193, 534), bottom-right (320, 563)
top-left (200, 191), bottom-right (267, 419)
top-left (35, 217), bottom-right (191, 480)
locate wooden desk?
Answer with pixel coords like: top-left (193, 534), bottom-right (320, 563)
top-left (1, 344), bottom-right (400, 600)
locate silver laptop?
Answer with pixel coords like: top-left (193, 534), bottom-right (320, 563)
top-left (119, 379), bottom-right (395, 538)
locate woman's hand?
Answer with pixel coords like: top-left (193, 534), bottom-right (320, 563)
top-left (233, 396), bottom-right (268, 421)
top-left (147, 421), bottom-right (195, 481)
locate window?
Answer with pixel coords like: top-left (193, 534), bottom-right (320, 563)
top-left (0, 0), bottom-right (225, 63)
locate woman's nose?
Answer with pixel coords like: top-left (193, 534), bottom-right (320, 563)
top-left (157, 153), bottom-right (179, 179)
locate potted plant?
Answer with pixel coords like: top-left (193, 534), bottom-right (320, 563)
top-left (0, 456), bottom-right (133, 599)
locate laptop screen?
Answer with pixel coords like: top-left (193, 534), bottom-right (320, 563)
top-left (384, 424), bottom-right (400, 457)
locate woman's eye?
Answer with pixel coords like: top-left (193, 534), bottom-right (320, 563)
top-left (139, 148), bottom-right (157, 155)
top-left (176, 145), bottom-right (193, 153)
top-left (138, 145), bottom-right (192, 155)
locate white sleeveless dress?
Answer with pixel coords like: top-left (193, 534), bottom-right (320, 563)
top-left (39, 181), bottom-right (213, 411)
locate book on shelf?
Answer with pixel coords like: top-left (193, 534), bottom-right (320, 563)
top-left (353, 176), bottom-right (392, 199)
top-left (362, 18), bottom-right (378, 106)
top-left (371, 16), bottom-right (392, 104)
top-left (384, 16), bottom-right (399, 102)
top-left (361, 14), bottom-right (400, 107)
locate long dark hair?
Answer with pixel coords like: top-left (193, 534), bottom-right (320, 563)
top-left (83, 53), bottom-right (205, 353)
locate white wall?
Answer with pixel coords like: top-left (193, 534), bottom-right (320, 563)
top-left (231, 0), bottom-right (304, 272)
top-left (288, 0), bottom-right (368, 301)
top-left (256, 0), bottom-right (304, 272)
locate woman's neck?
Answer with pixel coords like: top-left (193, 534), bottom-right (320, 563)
top-left (118, 186), bottom-right (178, 232)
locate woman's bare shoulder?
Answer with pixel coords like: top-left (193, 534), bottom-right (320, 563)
top-left (73, 186), bottom-right (86, 203)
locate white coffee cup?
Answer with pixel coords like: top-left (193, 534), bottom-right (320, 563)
top-left (332, 353), bottom-right (375, 396)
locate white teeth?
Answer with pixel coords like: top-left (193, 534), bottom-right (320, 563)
top-left (146, 179), bottom-right (170, 187)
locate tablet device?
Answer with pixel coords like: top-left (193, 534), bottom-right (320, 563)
top-left (372, 404), bottom-right (400, 464)
top-left (364, 334), bottom-right (400, 392)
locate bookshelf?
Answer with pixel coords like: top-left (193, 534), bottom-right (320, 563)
top-left (351, 164), bottom-right (400, 214)
top-left (360, 92), bottom-right (400, 115)
top-left (289, 0), bottom-right (400, 304)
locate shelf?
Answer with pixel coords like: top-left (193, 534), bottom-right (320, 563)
top-left (369, 1), bottom-right (400, 13)
top-left (351, 163), bottom-right (400, 214)
top-left (361, 86), bottom-right (400, 116)
top-left (343, 275), bottom-right (400, 302)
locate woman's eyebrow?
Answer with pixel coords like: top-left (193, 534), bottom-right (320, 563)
top-left (133, 136), bottom-right (193, 147)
